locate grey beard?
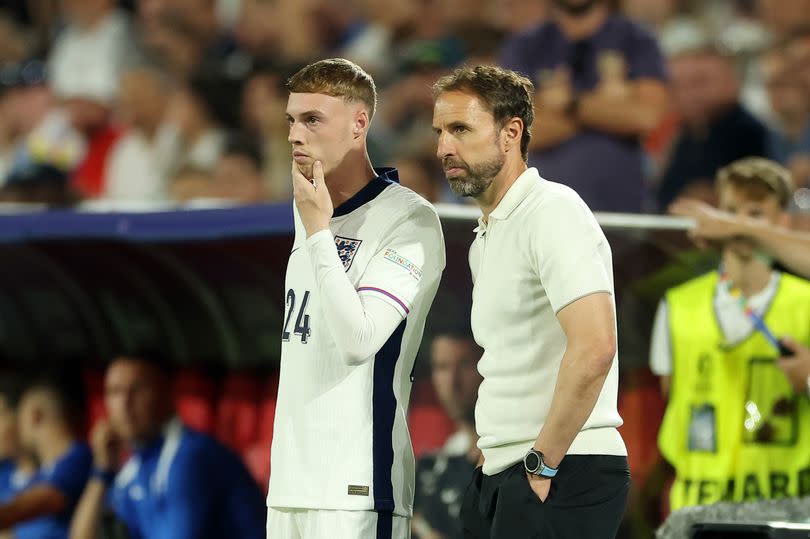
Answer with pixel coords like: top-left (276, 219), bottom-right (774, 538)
top-left (449, 176), bottom-right (493, 197)
top-left (446, 155), bottom-right (504, 198)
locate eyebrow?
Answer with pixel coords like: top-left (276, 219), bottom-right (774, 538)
top-left (434, 121), bottom-right (471, 132)
top-left (286, 109), bottom-right (327, 120)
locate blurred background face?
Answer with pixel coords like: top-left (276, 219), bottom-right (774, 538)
top-left (286, 92), bottom-right (358, 179)
top-left (550, 0), bottom-right (600, 15)
top-left (761, 51), bottom-right (809, 122)
top-left (15, 392), bottom-right (40, 456)
top-left (60, 0), bottom-right (112, 27)
top-left (718, 185), bottom-right (784, 259)
top-left (118, 69), bottom-right (168, 133)
top-left (670, 53), bottom-right (738, 128)
top-left (212, 154), bottom-right (266, 203)
top-left (430, 336), bottom-right (482, 423)
top-left (0, 395), bottom-right (19, 460)
top-left (787, 36), bottom-right (810, 93)
top-left (104, 359), bottom-right (168, 443)
top-left (242, 73), bottom-right (285, 135)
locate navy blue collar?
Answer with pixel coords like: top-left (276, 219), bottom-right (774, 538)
top-left (332, 167), bottom-right (399, 218)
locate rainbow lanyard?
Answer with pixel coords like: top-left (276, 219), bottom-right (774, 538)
top-left (718, 270), bottom-right (782, 352)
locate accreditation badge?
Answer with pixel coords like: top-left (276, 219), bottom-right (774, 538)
top-left (688, 403), bottom-right (717, 452)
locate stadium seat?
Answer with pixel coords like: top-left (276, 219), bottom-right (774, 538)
top-left (243, 442), bottom-right (271, 493)
top-left (83, 369), bottom-right (106, 438)
top-left (215, 372), bottom-right (262, 453)
top-left (408, 378), bottom-right (455, 458)
top-left (617, 369), bottom-right (666, 491)
top-left (256, 373), bottom-right (279, 444)
top-left (175, 369), bottom-right (218, 434)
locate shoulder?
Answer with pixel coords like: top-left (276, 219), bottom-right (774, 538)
top-left (172, 429), bottom-right (248, 475)
top-left (779, 272), bottom-right (810, 295)
top-left (381, 182), bottom-right (440, 219)
top-left (608, 14), bottom-right (658, 42)
top-left (523, 176), bottom-right (597, 227)
top-left (503, 21), bottom-right (555, 48)
top-left (375, 184), bottom-right (443, 241)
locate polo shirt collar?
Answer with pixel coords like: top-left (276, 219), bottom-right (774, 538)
top-left (474, 167), bottom-right (540, 232)
top-left (489, 167), bottom-right (539, 221)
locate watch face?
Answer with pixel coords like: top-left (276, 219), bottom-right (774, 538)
top-left (525, 451), bottom-right (540, 473)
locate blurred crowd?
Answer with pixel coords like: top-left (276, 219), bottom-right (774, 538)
top-left (0, 0), bottom-right (807, 213)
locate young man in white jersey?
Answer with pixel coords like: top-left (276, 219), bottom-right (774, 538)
top-left (432, 65), bottom-right (629, 538)
top-left (266, 58), bottom-right (445, 539)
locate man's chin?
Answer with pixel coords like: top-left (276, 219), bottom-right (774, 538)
top-left (295, 162), bottom-right (314, 179)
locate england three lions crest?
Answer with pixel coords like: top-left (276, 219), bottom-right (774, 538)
top-left (335, 236), bottom-right (363, 271)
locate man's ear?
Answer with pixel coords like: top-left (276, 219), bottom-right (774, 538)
top-left (353, 109), bottom-right (370, 138)
top-left (502, 117), bottom-right (523, 153)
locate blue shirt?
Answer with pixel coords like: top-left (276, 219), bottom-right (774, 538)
top-left (499, 15), bottom-right (668, 213)
top-left (11, 443), bottom-right (92, 539)
top-left (767, 123), bottom-right (810, 166)
top-left (110, 420), bottom-right (265, 539)
top-left (0, 458), bottom-right (13, 502)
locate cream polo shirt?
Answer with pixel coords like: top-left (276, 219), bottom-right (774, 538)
top-left (469, 167), bottom-right (626, 476)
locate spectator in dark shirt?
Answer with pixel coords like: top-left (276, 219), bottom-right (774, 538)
top-left (0, 374), bottom-right (92, 539)
top-left (413, 330), bottom-right (483, 539)
top-left (499, 0), bottom-right (669, 213)
top-left (657, 46), bottom-right (768, 209)
top-left (70, 354), bottom-right (265, 539)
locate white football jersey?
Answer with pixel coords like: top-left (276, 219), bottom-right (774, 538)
top-left (267, 169), bottom-right (445, 517)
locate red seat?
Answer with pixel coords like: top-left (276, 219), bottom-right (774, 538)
top-left (216, 372), bottom-right (262, 452)
top-left (408, 405), bottom-right (456, 458)
top-left (175, 369), bottom-right (218, 433)
top-left (256, 373), bottom-right (280, 444)
top-left (617, 369), bottom-right (666, 492)
top-left (408, 379), bottom-right (455, 458)
top-left (243, 442), bottom-right (271, 493)
top-left (83, 369), bottom-right (106, 439)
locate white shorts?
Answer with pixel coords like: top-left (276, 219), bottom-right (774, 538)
top-left (266, 507), bottom-right (411, 539)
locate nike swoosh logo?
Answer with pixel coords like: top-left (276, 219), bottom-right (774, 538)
top-left (290, 246), bottom-right (301, 255)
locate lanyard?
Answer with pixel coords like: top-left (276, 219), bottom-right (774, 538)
top-left (718, 270), bottom-right (783, 353)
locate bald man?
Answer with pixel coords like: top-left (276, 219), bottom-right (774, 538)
top-left (0, 375), bottom-right (92, 539)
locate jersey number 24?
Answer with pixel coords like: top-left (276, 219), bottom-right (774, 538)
top-left (282, 289), bottom-right (312, 343)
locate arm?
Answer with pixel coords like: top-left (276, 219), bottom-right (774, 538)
top-left (526, 292), bottom-right (616, 501)
top-left (68, 480), bottom-right (107, 539)
top-left (306, 232), bottom-right (410, 365)
top-left (533, 292), bottom-right (617, 469)
top-left (70, 420), bottom-right (134, 539)
top-left (530, 68), bottom-right (580, 150)
top-left (294, 161), bottom-right (444, 365)
top-left (670, 199), bottom-right (810, 279)
top-left (649, 299), bottom-right (673, 398)
top-left (530, 109), bottom-right (579, 150)
top-left (777, 338), bottom-right (810, 396)
top-left (0, 485), bottom-right (68, 529)
top-left (576, 79), bottom-right (669, 137)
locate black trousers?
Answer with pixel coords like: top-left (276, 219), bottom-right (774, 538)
top-left (461, 455), bottom-right (630, 539)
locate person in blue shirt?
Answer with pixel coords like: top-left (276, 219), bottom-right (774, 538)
top-left (0, 373), bottom-right (92, 539)
top-left (70, 354), bottom-right (266, 539)
top-left (0, 376), bottom-right (24, 504)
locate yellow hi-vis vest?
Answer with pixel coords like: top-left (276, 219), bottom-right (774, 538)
top-left (658, 271), bottom-right (810, 511)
